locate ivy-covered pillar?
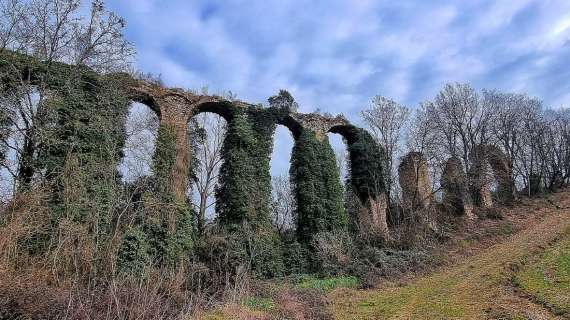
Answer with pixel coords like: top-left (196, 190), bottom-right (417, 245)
top-left (290, 128), bottom-right (347, 244)
top-left (215, 107), bottom-right (275, 228)
top-left (214, 106), bottom-right (284, 278)
top-left (36, 68), bottom-right (131, 246)
top-left (341, 127), bottom-right (390, 239)
top-left (117, 96), bottom-right (195, 272)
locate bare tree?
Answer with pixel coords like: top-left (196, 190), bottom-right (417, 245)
top-left (270, 173), bottom-right (295, 235)
top-left (71, 0), bottom-right (135, 72)
top-left (334, 145), bottom-right (348, 183)
top-left (407, 83), bottom-right (569, 200)
top-left (190, 113), bottom-right (226, 234)
top-left (406, 102), bottom-right (446, 198)
top-left (117, 102), bottom-right (159, 182)
top-left (0, 0), bottom-right (27, 51)
top-left (361, 95), bottom-right (410, 197)
top-left (0, 0), bottom-right (134, 71)
top-left (428, 83), bottom-right (495, 173)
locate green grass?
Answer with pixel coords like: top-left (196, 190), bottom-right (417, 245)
top-left (330, 210), bottom-right (570, 319)
top-left (334, 277), bottom-right (466, 319)
top-left (296, 275), bottom-right (360, 293)
top-left (242, 297), bottom-right (276, 311)
top-left (514, 233), bottom-right (570, 316)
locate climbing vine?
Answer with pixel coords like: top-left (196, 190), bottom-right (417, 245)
top-left (344, 127), bottom-right (387, 203)
top-left (212, 105), bottom-right (290, 277)
top-left (0, 49), bottom-right (387, 280)
top-left (290, 128), bottom-right (347, 244)
top-left (117, 122), bottom-right (195, 272)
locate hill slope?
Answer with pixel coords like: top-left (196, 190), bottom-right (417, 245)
top-left (331, 191), bottom-right (570, 320)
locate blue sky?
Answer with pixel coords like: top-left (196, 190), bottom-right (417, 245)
top-left (108, 0), bottom-right (570, 176)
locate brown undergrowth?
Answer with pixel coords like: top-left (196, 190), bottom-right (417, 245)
top-left (1, 189), bottom-right (568, 319)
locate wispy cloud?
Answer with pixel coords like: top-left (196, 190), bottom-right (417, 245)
top-left (108, 0), bottom-right (570, 174)
top-left (110, 0), bottom-right (570, 111)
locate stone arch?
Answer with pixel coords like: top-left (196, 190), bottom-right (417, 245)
top-left (125, 77), bottom-right (390, 241)
top-left (129, 93), bottom-right (161, 117)
top-left (276, 114), bottom-right (304, 140)
top-left (441, 156), bottom-right (474, 218)
top-left (329, 124), bottom-right (390, 239)
top-left (469, 144), bottom-right (515, 207)
top-left (193, 100), bottom-right (235, 122)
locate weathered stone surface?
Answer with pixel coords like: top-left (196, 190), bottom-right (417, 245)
top-left (288, 113), bottom-right (349, 140)
top-left (441, 156), bottom-right (474, 218)
top-left (357, 193), bottom-right (390, 239)
top-left (398, 152), bottom-right (438, 230)
top-left (399, 152), bottom-right (432, 211)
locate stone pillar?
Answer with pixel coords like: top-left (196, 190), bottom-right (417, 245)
top-left (441, 156), bottom-right (474, 218)
top-left (469, 145), bottom-right (493, 208)
top-left (291, 127), bottom-right (347, 244)
top-left (398, 152), bottom-right (432, 211)
top-left (157, 95), bottom-right (194, 204)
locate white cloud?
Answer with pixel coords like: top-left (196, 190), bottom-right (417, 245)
top-left (108, 0), bottom-right (570, 175)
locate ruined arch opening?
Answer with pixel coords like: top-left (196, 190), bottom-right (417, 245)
top-left (469, 145), bottom-right (515, 207)
top-left (194, 101), bottom-right (234, 123)
top-left (117, 102), bottom-right (160, 184)
top-left (0, 84), bottom-right (42, 200)
top-left (328, 124), bottom-right (390, 239)
top-left (269, 124), bottom-right (296, 237)
top-left (188, 111), bottom-right (228, 234)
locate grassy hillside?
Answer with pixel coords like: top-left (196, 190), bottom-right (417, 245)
top-left (515, 231), bottom-right (570, 316)
top-left (330, 192), bottom-right (570, 320)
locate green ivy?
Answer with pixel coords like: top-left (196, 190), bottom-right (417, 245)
top-left (213, 105), bottom-right (287, 277)
top-left (290, 128), bottom-right (347, 245)
top-left (0, 49), bottom-right (388, 280)
top-left (345, 127), bottom-right (387, 203)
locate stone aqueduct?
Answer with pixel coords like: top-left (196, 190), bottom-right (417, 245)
top-left (129, 79), bottom-right (516, 235)
top-left (128, 79), bottom-right (394, 238)
top-left (0, 50), bottom-right (516, 241)
top-left (129, 80), bottom-right (350, 203)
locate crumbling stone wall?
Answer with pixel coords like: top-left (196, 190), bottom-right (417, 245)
top-left (441, 156), bottom-right (474, 218)
top-left (397, 152), bottom-right (438, 231)
top-left (356, 193), bottom-right (389, 237)
top-left (469, 145), bottom-right (515, 207)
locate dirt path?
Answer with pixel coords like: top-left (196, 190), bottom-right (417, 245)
top-left (331, 192), bottom-right (570, 320)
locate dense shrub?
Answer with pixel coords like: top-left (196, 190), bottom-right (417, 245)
top-left (310, 229), bottom-right (429, 283)
top-left (282, 240), bottom-right (311, 275)
top-left (117, 226), bottom-right (151, 277)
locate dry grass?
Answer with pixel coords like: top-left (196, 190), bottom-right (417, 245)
top-left (2, 187), bottom-right (569, 319)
